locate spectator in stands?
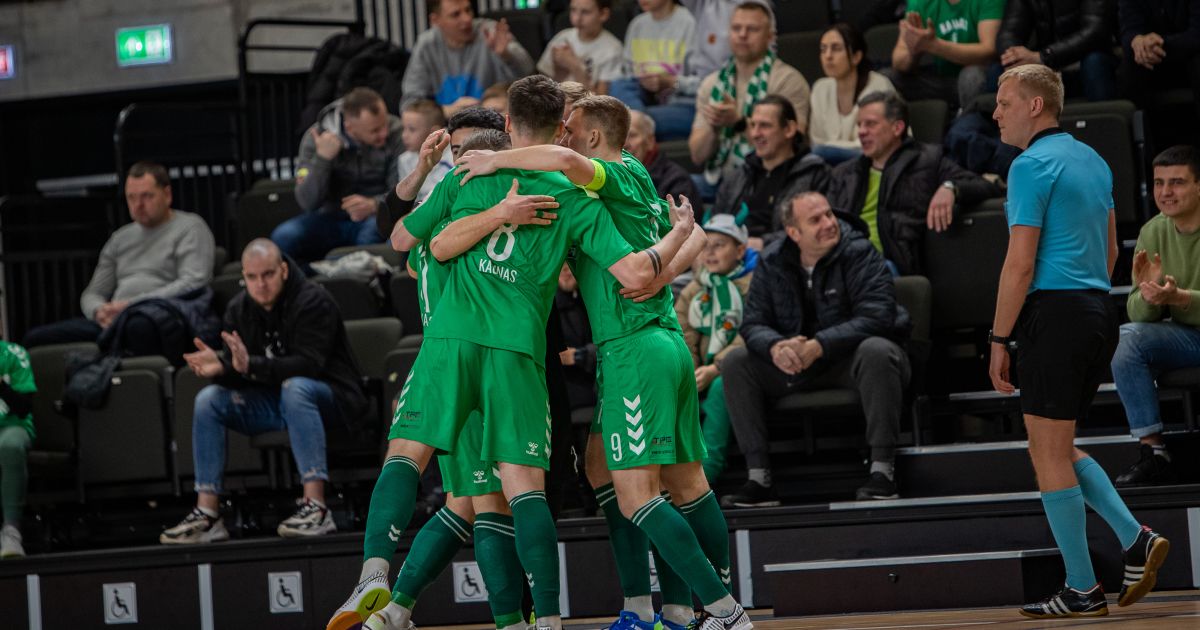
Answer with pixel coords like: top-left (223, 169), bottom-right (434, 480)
top-left (1112, 145), bottom-right (1200, 487)
top-left (0, 341), bottom-right (35, 558)
top-left (538, 0), bottom-right (624, 94)
top-left (161, 239), bottom-right (366, 545)
top-left (397, 100), bottom-right (452, 204)
top-left (480, 81), bottom-right (511, 113)
top-left (689, 1), bottom-right (812, 190)
top-left (710, 96), bottom-right (831, 250)
top-left (559, 81), bottom-right (593, 144)
top-left (675, 215), bottom-right (755, 482)
top-left (377, 107), bottom-right (508, 239)
top-left (720, 192), bottom-right (912, 506)
top-left (809, 23), bottom-right (896, 165)
top-left (827, 92), bottom-right (998, 275)
top-left (401, 0), bottom-right (535, 117)
top-left (886, 0), bottom-right (1004, 108)
top-left (625, 111), bottom-right (704, 220)
top-left (22, 162), bottom-right (216, 356)
top-left (608, 0), bottom-right (696, 131)
top-left (1117, 0), bottom-right (1200, 128)
top-left (276, 87), bottom-right (402, 265)
top-left (556, 264), bottom-right (598, 412)
top-left (993, 0), bottom-right (1118, 102)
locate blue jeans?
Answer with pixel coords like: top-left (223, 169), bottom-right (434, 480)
top-left (1110, 321), bottom-right (1200, 438)
top-left (192, 378), bottom-right (336, 494)
top-left (270, 210), bottom-right (384, 263)
top-left (610, 79), bottom-right (696, 141)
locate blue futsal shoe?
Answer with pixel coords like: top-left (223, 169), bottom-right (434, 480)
top-left (605, 610), bottom-right (661, 630)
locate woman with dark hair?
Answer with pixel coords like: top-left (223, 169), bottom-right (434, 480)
top-left (808, 23), bottom-right (895, 164)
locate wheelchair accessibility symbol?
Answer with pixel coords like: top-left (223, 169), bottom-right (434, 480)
top-left (268, 571), bottom-right (304, 613)
top-left (452, 561), bottom-right (489, 603)
top-left (103, 582), bottom-right (138, 624)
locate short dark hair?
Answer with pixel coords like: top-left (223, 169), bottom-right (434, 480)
top-left (447, 106), bottom-right (506, 135)
top-left (752, 94), bottom-right (798, 126)
top-left (571, 95), bottom-right (631, 150)
top-left (126, 161), bottom-right (170, 188)
top-left (735, 1), bottom-right (775, 31)
top-left (1153, 145), bottom-right (1200, 180)
top-left (342, 87), bottom-right (386, 118)
top-left (857, 91), bottom-right (908, 126)
top-left (427, 0), bottom-right (470, 18)
top-left (460, 128), bottom-right (512, 153)
top-left (508, 76), bottom-right (566, 139)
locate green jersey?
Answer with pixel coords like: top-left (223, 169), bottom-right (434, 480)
top-left (0, 341), bottom-right (36, 439)
top-left (907, 0), bottom-right (1004, 76)
top-left (404, 171), bottom-right (465, 325)
top-left (426, 168), bottom-right (635, 364)
top-left (573, 151), bottom-right (681, 345)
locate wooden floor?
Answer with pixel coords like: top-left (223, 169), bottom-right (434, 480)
top-left (422, 591), bottom-right (1200, 630)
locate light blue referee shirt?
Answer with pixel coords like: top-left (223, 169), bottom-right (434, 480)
top-left (1005, 129), bottom-right (1113, 292)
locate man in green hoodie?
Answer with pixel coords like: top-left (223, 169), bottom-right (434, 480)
top-left (1112, 145), bottom-right (1200, 486)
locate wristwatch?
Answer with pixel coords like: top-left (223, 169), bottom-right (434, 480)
top-left (941, 180), bottom-right (958, 195)
top-left (988, 330), bottom-right (1010, 345)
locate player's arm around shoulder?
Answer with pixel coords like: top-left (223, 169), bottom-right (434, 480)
top-left (455, 145), bottom-right (596, 187)
top-left (429, 178), bottom-right (560, 262)
top-left (606, 194), bottom-right (697, 290)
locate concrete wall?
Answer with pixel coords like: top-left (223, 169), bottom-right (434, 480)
top-left (0, 0), bottom-right (359, 102)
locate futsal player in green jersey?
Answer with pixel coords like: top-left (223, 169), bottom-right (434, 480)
top-left (329, 128), bottom-right (559, 630)
top-left (362, 76), bottom-right (696, 630)
top-left (454, 96), bottom-right (752, 630)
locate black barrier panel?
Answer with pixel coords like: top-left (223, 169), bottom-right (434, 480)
top-left (0, 576), bottom-right (28, 628)
top-left (40, 566), bottom-right (200, 629)
top-left (212, 559), bottom-right (316, 629)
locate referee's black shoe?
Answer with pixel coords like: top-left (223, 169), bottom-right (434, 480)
top-left (1119, 525), bottom-right (1170, 607)
top-left (720, 480), bottom-right (781, 508)
top-left (1019, 583), bottom-right (1108, 619)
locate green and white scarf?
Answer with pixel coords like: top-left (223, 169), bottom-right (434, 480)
top-left (688, 264), bottom-right (746, 364)
top-left (703, 51), bottom-right (776, 185)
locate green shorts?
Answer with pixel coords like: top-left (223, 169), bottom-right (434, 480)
top-left (389, 338), bottom-right (552, 469)
top-left (438, 411), bottom-right (502, 497)
top-left (593, 326), bottom-right (705, 470)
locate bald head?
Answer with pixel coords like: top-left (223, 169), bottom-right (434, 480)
top-left (241, 238), bottom-right (288, 310)
top-left (242, 238), bottom-right (283, 266)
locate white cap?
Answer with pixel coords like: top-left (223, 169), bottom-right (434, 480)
top-left (703, 214), bottom-right (749, 245)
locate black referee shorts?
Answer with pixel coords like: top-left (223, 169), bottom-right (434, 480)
top-left (1013, 289), bottom-right (1118, 420)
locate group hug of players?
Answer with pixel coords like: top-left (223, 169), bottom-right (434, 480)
top-left (323, 74), bottom-right (753, 630)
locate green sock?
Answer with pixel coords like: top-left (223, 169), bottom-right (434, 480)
top-left (700, 378), bottom-right (731, 482)
top-left (473, 512), bottom-right (526, 629)
top-left (363, 455), bottom-right (421, 563)
top-left (679, 490), bottom-right (732, 593)
top-left (509, 491), bottom-right (560, 617)
top-left (652, 541), bottom-right (693, 608)
top-left (631, 496), bottom-right (728, 606)
top-left (596, 483), bottom-right (651, 598)
top-left (391, 506), bottom-right (471, 607)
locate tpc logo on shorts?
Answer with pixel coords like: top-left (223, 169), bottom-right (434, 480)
top-left (526, 442), bottom-right (539, 456)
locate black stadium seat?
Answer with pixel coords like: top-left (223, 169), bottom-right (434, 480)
top-left (232, 179), bottom-right (302, 252)
top-left (774, 0), bottom-right (832, 35)
top-left (483, 9), bottom-right (546, 60)
top-left (864, 23), bottom-right (898, 68)
top-left (907, 99), bottom-right (949, 145)
top-left (775, 31), bottom-right (824, 87)
top-left (923, 202), bottom-right (1008, 331)
top-left (312, 276), bottom-right (381, 320)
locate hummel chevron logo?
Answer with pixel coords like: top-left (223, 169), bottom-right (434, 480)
top-left (623, 395), bottom-right (641, 410)
top-left (625, 410), bottom-right (642, 424)
top-left (627, 425), bottom-right (644, 440)
top-left (629, 441), bottom-right (646, 455)
top-left (525, 572), bottom-right (535, 587)
top-left (401, 383), bottom-right (411, 397)
top-left (719, 567), bottom-right (732, 584)
top-left (388, 524), bottom-right (402, 542)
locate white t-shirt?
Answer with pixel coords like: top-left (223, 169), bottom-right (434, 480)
top-left (808, 71), bottom-right (896, 149)
top-left (395, 145), bottom-right (454, 203)
top-left (537, 28), bottom-right (624, 83)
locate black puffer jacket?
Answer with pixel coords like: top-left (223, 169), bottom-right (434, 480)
top-left (996, 0), bottom-right (1117, 70)
top-left (711, 147), bottom-right (831, 245)
top-left (826, 139), bottom-right (999, 275)
top-left (301, 33), bottom-right (410, 129)
top-left (740, 213), bottom-right (910, 366)
top-left (218, 258), bottom-right (367, 425)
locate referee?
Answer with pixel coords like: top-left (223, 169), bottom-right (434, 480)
top-left (989, 65), bottom-right (1169, 619)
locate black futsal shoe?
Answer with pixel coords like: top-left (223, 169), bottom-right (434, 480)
top-left (1119, 525), bottom-right (1170, 607)
top-left (1019, 583), bottom-right (1108, 619)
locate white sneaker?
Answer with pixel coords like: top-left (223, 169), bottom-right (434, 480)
top-left (697, 604), bottom-right (753, 630)
top-left (159, 508), bottom-right (230, 545)
top-left (363, 602), bottom-right (416, 630)
top-left (326, 570), bottom-right (391, 630)
top-left (277, 498), bottom-right (336, 538)
top-left (1, 524), bottom-right (25, 558)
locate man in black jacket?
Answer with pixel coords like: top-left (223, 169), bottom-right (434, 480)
top-left (720, 192), bottom-right (912, 507)
top-left (161, 239), bottom-right (367, 545)
top-left (827, 92), bottom-right (998, 275)
top-left (710, 95), bottom-right (831, 250)
top-left (994, 0), bottom-right (1118, 101)
top-left (1117, 0), bottom-right (1200, 136)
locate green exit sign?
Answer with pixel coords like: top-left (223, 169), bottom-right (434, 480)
top-left (116, 24), bottom-right (173, 67)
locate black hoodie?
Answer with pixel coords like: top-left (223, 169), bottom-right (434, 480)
top-left (218, 258), bottom-right (367, 424)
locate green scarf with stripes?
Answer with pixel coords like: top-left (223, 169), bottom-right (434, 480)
top-left (703, 51), bottom-right (775, 185)
top-left (688, 263), bottom-right (746, 365)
